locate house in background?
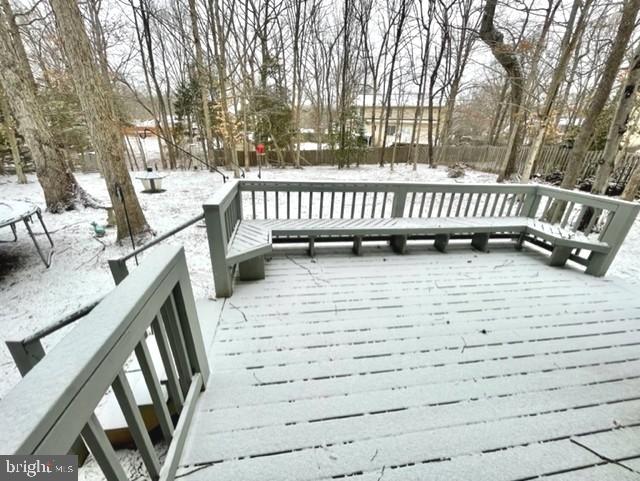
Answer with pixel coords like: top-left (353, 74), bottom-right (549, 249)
top-left (357, 94), bottom-right (442, 146)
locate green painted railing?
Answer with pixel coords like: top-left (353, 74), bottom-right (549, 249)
top-left (0, 246), bottom-right (209, 481)
top-left (204, 180), bottom-right (640, 295)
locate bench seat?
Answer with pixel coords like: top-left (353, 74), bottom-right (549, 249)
top-left (224, 216), bottom-right (611, 281)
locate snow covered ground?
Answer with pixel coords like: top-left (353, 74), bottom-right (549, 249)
top-left (0, 163), bottom-right (638, 478)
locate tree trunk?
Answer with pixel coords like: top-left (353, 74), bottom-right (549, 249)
top-left (50, 0), bottom-right (150, 238)
top-left (544, 0), bottom-right (640, 224)
top-left (521, 0), bottom-right (587, 182)
top-left (480, 0), bottom-right (525, 181)
top-left (622, 161), bottom-right (640, 200)
top-left (0, 0), bottom-right (88, 211)
top-left (0, 88), bottom-right (26, 183)
top-left (188, 0), bottom-right (214, 169)
top-left (592, 41), bottom-right (640, 193)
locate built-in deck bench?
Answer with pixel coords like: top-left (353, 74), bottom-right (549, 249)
top-left (204, 180), bottom-right (639, 297)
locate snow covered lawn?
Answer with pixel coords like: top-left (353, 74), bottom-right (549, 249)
top-left (1, 164), bottom-right (639, 400)
top-left (1, 163), bottom-right (639, 479)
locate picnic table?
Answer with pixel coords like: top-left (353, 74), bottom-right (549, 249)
top-left (0, 200), bottom-right (54, 267)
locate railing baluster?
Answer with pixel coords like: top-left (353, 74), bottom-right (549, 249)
top-left (81, 414), bottom-right (129, 481)
top-left (309, 191), bottom-right (313, 218)
top-left (287, 191), bottom-right (290, 219)
top-left (298, 191), bottom-right (302, 218)
top-left (561, 201), bottom-right (575, 228)
top-left (381, 192), bottom-right (388, 217)
top-left (446, 192), bottom-right (455, 217)
top-left (473, 193), bottom-right (482, 217)
top-left (584, 207), bottom-right (602, 235)
top-left (437, 192), bottom-right (446, 217)
top-left (455, 193), bottom-right (464, 217)
top-left (540, 195), bottom-right (552, 220)
top-left (351, 192), bottom-right (356, 219)
top-left (152, 316), bottom-right (185, 409)
top-left (408, 192), bottom-right (416, 217)
top-left (464, 192), bottom-right (474, 217)
top-left (371, 192), bottom-right (378, 217)
top-left (361, 192), bottom-right (367, 218)
top-left (134, 339), bottom-right (174, 441)
top-left (320, 192), bottom-right (324, 218)
top-left (275, 192), bottom-right (280, 219)
top-left (506, 193), bottom-right (516, 216)
top-left (112, 370), bottom-right (161, 480)
top-left (161, 295), bottom-right (193, 396)
top-left (251, 191), bottom-right (256, 219)
top-left (330, 192), bottom-right (335, 218)
top-left (481, 193), bottom-right (491, 217)
top-left (262, 191), bottom-right (267, 219)
top-left (341, 192), bottom-right (346, 218)
top-left (418, 192), bottom-right (427, 217)
top-left (428, 192), bottom-right (436, 217)
top-left (489, 193), bottom-right (500, 217)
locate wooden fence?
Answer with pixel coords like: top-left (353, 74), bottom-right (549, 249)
top-left (3, 143), bottom-right (639, 188)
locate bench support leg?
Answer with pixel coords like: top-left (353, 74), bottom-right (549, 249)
top-left (434, 234), bottom-right (449, 253)
top-left (585, 252), bottom-right (609, 277)
top-left (515, 232), bottom-right (526, 251)
top-left (390, 235), bottom-right (407, 254)
top-left (549, 246), bottom-right (572, 267)
top-left (308, 237), bottom-right (316, 257)
top-left (352, 236), bottom-right (363, 256)
top-left (239, 255), bottom-right (266, 281)
top-left (471, 233), bottom-right (490, 252)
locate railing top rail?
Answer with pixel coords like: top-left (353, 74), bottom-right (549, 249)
top-left (203, 179), bottom-right (239, 209)
top-left (536, 184), bottom-right (640, 211)
top-left (0, 245), bottom-right (187, 455)
top-left (237, 179), bottom-right (538, 194)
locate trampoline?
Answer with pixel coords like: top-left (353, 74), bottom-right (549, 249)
top-left (0, 200), bottom-right (54, 267)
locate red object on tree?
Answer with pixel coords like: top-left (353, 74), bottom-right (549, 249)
top-left (256, 143), bottom-right (265, 154)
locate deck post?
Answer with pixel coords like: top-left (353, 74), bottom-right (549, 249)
top-left (586, 203), bottom-right (640, 276)
top-left (203, 182), bottom-right (239, 298)
top-left (516, 188), bottom-right (541, 249)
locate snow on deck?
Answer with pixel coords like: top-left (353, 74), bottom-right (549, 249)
top-left (175, 244), bottom-right (640, 481)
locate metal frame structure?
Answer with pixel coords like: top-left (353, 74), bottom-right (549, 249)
top-left (0, 202), bottom-right (54, 267)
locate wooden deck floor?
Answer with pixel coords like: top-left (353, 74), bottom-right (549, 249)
top-left (177, 242), bottom-right (640, 481)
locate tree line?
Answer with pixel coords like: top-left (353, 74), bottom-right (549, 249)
top-left (1, 0), bottom-right (640, 241)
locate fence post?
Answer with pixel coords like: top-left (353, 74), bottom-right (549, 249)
top-left (586, 202), bottom-right (640, 276)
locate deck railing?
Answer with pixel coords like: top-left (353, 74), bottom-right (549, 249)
top-left (204, 180), bottom-right (639, 281)
top-left (0, 245), bottom-right (209, 481)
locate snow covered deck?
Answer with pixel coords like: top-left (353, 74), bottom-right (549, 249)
top-left (176, 244), bottom-right (640, 481)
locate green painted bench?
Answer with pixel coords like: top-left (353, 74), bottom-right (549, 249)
top-left (225, 216), bottom-right (610, 282)
top-left (204, 180), bottom-right (638, 297)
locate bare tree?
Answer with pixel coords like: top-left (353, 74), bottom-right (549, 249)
top-left (479, 0), bottom-right (525, 181)
top-left (555, 0), bottom-right (640, 210)
top-left (592, 41), bottom-right (640, 193)
top-left (0, 0), bottom-right (90, 211)
top-left (50, 0), bottom-right (150, 238)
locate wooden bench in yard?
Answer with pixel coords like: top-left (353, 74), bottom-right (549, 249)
top-left (204, 180), bottom-right (639, 297)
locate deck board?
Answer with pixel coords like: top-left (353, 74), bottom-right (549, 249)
top-left (176, 244), bottom-right (640, 480)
